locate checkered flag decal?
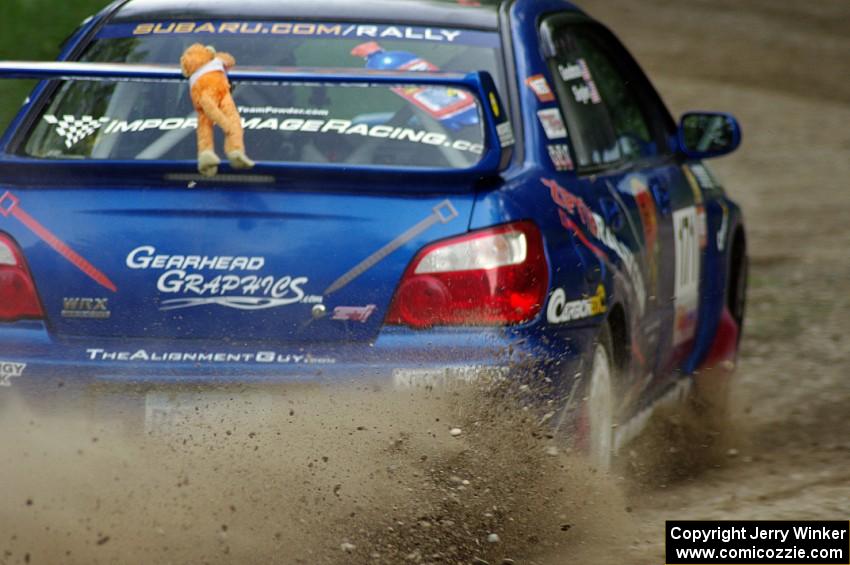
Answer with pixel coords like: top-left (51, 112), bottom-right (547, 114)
top-left (43, 114), bottom-right (109, 149)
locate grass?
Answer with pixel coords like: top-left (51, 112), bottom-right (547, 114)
top-left (0, 0), bottom-right (112, 131)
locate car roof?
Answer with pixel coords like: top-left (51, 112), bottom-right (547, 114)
top-left (110, 0), bottom-right (512, 30)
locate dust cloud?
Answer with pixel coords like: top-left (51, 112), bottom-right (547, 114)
top-left (0, 379), bottom-right (636, 564)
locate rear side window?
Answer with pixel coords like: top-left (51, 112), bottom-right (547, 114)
top-left (19, 21), bottom-right (504, 170)
top-left (546, 24), bottom-right (661, 170)
top-left (548, 32), bottom-right (620, 168)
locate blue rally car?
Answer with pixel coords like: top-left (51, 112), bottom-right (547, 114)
top-left (0, 0), bottom-right (746, 467)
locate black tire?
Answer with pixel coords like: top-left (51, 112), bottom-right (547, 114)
top-left (730, 238), bottom-right (748, 342)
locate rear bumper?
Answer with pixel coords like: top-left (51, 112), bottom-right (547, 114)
top-left (0, 321), bottom-right (592, 388)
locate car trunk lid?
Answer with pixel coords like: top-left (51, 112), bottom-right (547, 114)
top-left (2, 179), bottom-right (475, 343)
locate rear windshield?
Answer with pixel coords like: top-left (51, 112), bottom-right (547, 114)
top-left (20, 21), bottom-right (504, 169)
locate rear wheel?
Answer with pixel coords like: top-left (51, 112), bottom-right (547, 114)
top-left (585, 326), bottom-right (617, 471)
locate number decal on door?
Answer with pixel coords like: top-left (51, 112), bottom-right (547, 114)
top-left (673, 207), bottom-right (700, 346)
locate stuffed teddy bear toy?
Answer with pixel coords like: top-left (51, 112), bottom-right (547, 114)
top-left (179, 43), bottom-right (254, 177)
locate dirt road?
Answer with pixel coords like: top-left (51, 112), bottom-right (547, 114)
top-left (1, 2), bottom-right (848, 564)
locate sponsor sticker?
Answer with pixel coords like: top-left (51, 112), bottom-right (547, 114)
top-left (559, 59), bottom-right (601, 104)
top-left (125, 245), bottom-right (323, 311)
top-left (525, 74), bottom-right (555, 103)
top-left (578, 59), bottom-right (601, 104)
top-left (97, 22), bottom-right (499, 47)
top-left (543, 178), bottom-right (647, 314)
top-left (62, 297), bottom-right (111, 319)
top-left (325, 200), bottom-right (458, 295)
top-left (43, 115), bottom-right (109, 149)
top-left (496, 121), bottom-right (515, 148)
top-left (386, 55), bottom-right (478, 122)
top-left (392, 366), bottom-right (507, 389)
top-left (558, 62), bottom-right (584, 82)
top-left (546, 284), bottom-right (606, 324)
top-left (585, 213), bottom-right (646, 315)
top-left (627, 178), bottom-right (658, 250)
top-left (689, 163), bottom-right (718, 191)
top-left (572, 84), bottom-right (592, 105)
top-left (238, 106), bottom-right (329, 117)
top-left (542, 177), bottom-right (597, 240)
top-left (546, 144), bottom-right (574, 171)
top-left (0, 361), bottom-right (26, 387)
top-left (332, 305), bottom-right (377, 323)
top-left (536, 108), bottom-right (568, 140)
top-left (86, 348), bottom-right (336, 364)
top-left (625, 177), bottom-right (659, 296)
top-left (42, 114), bottom-right (485, 156)
top-left (0, 190), bottom-right (116, 292)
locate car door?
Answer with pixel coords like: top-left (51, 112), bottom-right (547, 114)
top-left (541, 16), bottom-right (699, 398)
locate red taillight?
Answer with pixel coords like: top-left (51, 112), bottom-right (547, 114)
top-left (0, 234), bottom-right (43, 321)
top-left (386, 221), bottom-right (548, 328)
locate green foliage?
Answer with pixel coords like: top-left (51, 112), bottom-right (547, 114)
top-left (0, 0), bottom-right (111, 131)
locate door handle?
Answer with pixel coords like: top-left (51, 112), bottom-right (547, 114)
top-left (599, 197), bottom-right (624, 232)
top-left (650, 181), bottom-right (671, 216)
